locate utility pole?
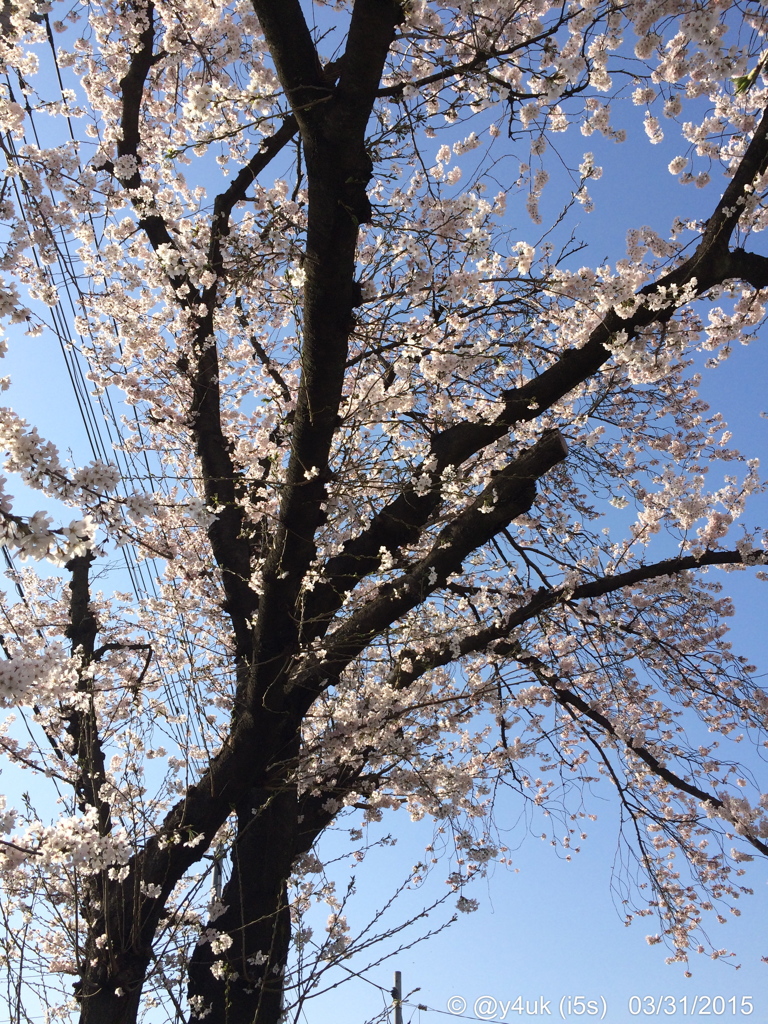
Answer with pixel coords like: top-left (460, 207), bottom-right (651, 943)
top-left (392, 971), bottom-right (403, 1024)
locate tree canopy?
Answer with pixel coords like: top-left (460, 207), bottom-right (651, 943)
top-left (0, 0), bottom-right (767, 1022)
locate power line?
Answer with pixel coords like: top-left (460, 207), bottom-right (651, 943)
top-left (0, 37), bottom-right (217, 757)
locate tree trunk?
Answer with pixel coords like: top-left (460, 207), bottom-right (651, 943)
top-left (76, 945), bottom-right (151, 1024)
top-left (186, 776), bottom-right (298, 1024)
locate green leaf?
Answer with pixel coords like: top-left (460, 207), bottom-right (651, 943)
top-left (733, 62), bottom-right (763, 95)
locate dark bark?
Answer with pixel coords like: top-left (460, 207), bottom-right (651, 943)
top-left (64, 555), bottom-right (109, 828)
top-left (77, 960), bottom-right (148, 1024)
top-left (186, 763), bottom-right (299, 1024)
top-left (247, 0), bottom-right (404, 711)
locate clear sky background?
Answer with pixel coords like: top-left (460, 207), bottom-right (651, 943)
top-left (0, 6), bottom-right (767, 1024)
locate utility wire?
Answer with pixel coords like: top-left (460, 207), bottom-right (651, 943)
top-left (0, 35), bottom-right (215, 756)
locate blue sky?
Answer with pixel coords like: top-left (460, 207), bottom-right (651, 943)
top-left (300, 810), bottom-right (767, 1024)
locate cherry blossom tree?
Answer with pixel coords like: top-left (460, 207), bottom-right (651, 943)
top-left (0, 0), bottom-right (768, 1021)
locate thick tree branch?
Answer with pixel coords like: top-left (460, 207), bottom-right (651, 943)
top-left (250, 0), bottom-right (329, 127)
top-left (250, 1), bottom-right (404, 709)
top-left (64, 553), bottom-right (112, 835)
top-left (333, 0), bottom-right (405, 141)
top-left (187, 315), bottom-right (256, 666)
top-left (720, 246), bottom-right (768, 288)
top-left (76, 687), bottom-right (304, 1022)
top-left (289, 429), bottom-right (568, 707)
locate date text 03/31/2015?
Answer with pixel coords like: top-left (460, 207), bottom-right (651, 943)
top-left (445, 994), bottom-right (756, 1020)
